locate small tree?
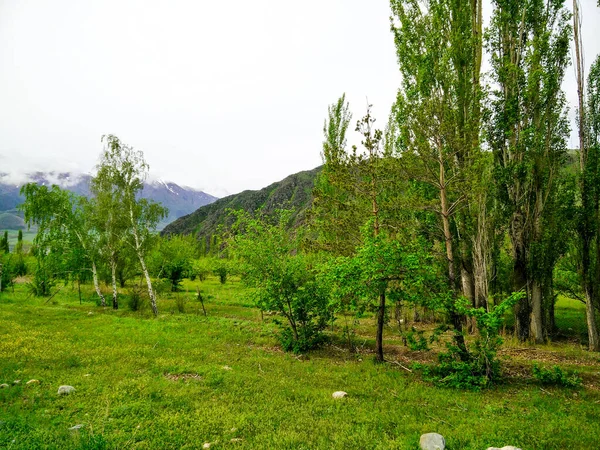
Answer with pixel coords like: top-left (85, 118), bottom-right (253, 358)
top-left (230, 210), bottom-right (332, 353)
top-left (325, 221), bottom-right (432, 361)
top-left (149, 235), bottom-right (196, 291)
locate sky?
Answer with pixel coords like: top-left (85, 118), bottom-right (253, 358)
top-left (1, 0), bottom-right (599, 198)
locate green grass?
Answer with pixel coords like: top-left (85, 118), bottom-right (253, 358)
top-left (1, 278), bottom-right (599, 449)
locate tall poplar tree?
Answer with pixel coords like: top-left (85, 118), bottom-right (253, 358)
top-left (487, 0), bottom-right (571, 342)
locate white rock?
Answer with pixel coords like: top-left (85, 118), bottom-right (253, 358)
top-left (202, 443), bottom-right (211, 449)
top-left (222, 366), bottom-right (232, 371)
top-left (58, 385), bottom-right (76, 395)
top-left (0, 383), bottom-right (9, 389)
top-left (332, 391), bottom-right (348, 399)
top-left (69, 424), bottom-right (84, 431)
top-left (26, 379), bottom-right (40, 385)
top-left (420, 432), bottom-right (445, 450)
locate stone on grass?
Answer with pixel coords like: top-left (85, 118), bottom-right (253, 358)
top-left (222, 365), bottom-right (232, 371)
top-left (26, 379), bottom-right (40, 385)
top-left (202, 443), bottom-right (211, 449)
top-left (332, 391), bottom-right (348, 399)
top-left (0, 383), bottom-right (9, 389)
top-left (486, 447), bottom-right (522, 450)
top-left (58, 385), bottom-right (76, 395)
top-left (69, 424), bottom-right (84, 431)
top-left (13, 380), bottom-right (20, 385)
top-left (420, 432), bottom-right (445, 450)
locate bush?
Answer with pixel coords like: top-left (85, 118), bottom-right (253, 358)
top-left (175, 295), bottom-right (186, 313)
top-left (533, 364), bottom-right (582, 388)
top-left (213, 262), bottom-right (228, 284)
top-left (404, 327), bottom-right (429, 351)
top-left (127, 287), bottom-right (145, 311)
top-left (229, 210), bottom-right (332, 353)
top-left (421, 292), bottom-right (523, 390)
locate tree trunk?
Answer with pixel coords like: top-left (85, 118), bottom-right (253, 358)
top-left (511, 211), bottom-right (530, 341)
top-left (585, 288), bottom-right (599, 351)
top-left (110, 257), bottom-right (118, 310)
top-left (530, 279), bottom-right (545, 343)
top-left (130, 207), bottom-right (158, 316)
top-left (439, 155), bottom-right (468, 358)
top-left (92, 261), bottom-right (106, 307)
top-left (376, 291), bottom-right (386, 362)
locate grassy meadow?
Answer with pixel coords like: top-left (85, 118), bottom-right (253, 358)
top-left (1, 277), bottom-right (599, 449)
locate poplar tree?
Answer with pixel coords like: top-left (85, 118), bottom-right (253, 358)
top-left (487, 0), bottom-right (571, 342)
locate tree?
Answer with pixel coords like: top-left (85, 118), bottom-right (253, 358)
top-left (149, 235), bottom-right (196, 291)
top-left (230, 210), bottom-right (332, 353)
top-left (487, 0), bottom-right (571, 342)
top-left (0, 231), bottom-right (9, 254)
top-left (310, 94), bottom-right (369, 256)
top-left (390, 0), bottom-right (485, 355)
top-left (92, 135), bottom-right (166, 315)
top-left (20, 184), bottom-right (105, 303)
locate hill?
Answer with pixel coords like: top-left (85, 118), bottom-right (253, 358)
top-left (0, 172), bottom-right (218, 230)
top-left (161, 167), bottom-right (321, 247)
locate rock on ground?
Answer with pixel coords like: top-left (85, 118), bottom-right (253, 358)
top-left (0, 383), bottom-right (9, 389)
top-left (57, 385), bottom-right (76, 395)
top-left (332, 391), bottom-right (348, 399)
top-left (420, 433), bottom-right (445, 450)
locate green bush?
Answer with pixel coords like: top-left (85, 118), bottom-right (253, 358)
top-left (421, 292), bottom-right (523, 390)
top-left (404, 327), bottom-right (429, 351)
top-left (213, 262), bottom-right (228, 284)
top-left (533, 364), bottom-right (582, 388)
top-left (229, 210), bottom-right (332, 353)
top-left (127, 287), bottom-right (145, 312)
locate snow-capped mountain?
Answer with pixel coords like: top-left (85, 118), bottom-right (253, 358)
top-left (0, 171), bottom-right (218, 230)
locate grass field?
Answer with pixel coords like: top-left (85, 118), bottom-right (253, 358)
top-left (1, 277), bottom-right (599, 449)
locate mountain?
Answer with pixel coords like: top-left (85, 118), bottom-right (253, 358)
top-left (0, 172), bottom-right (218, 230)
top-left (161, 166), bottom-right (321, 249)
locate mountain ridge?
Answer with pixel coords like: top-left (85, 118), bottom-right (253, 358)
top-left (0, 171), bottom-right (218, 230)
top-left (161, 166), bottom-right (321, 251)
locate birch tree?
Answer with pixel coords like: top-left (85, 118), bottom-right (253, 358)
top-left (93, 135), bottom-right (166, 316)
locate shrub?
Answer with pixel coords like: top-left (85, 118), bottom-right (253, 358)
top-left (533, 364), bottom-right (582, 388)
top-left (422, 292), bottom-right (523, 390)
top-left (229, 210), bottom-right (332, 353)
top-left (404, 327), bottom-right (430, 351)
top-left (175, 295), bottom-right (186, 313)
top-left (127, 287), bottom-right (145, 311)
top-left (213, 262), bottom-right (228, 284)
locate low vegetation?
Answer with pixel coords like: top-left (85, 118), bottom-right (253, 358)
top-left (1, 278), bottom-right (599, 449)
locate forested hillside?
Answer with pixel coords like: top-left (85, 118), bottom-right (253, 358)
top-left (161, 167), bottom-right (320, 249)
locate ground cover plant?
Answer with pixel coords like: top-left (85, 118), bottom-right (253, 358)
top-left (1, 278), bottom-right (600, 449)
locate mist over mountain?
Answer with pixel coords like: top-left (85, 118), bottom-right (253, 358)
top-left (0, 171), bottom-right (218, 230)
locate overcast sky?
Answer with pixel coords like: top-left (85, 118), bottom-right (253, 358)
top-left (1, 1), bottom-right (599, 197)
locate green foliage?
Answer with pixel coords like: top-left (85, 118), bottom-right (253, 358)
top-left (212, 260), bottom-right (229, 285)
top-left (230, 210), bottom-right (332, 353)
top-left (149, 235), bottom-right (196, 291)
top-left (0, 230), bottom-right (8, 253)
top-left (0, 253), bottom-right (16, 292)
top-left (423, 292), bottom-right (524, 390)
top-left (533, 364), bottom-right (582, 388)
top-left (191, 258), bottom-right (211, 282)
top-left (403, 327), bottom-right (429, 351)
top-left (126, 286), bottom-right (145, 312)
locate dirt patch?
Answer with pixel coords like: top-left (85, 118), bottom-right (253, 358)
top-left (163, 372), bottom-right (202, 382)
